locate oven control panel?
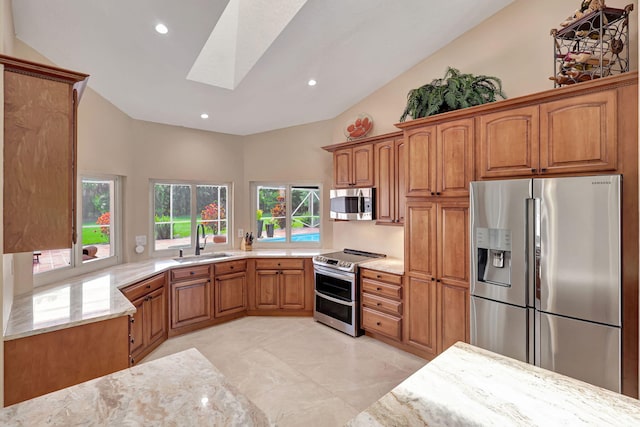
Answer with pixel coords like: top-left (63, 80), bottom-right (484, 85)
top-left (313, 255), bottom-right (356, 272)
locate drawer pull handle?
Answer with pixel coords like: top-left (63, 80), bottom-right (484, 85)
top-left (146, 284), bottom-right (151, 288)
top-left (230, 266), bottom-right (234, 269)
top-left (190, 271), bottom-right (195, 275)
top-left (376, 275), bottom-right (381, 278)
top-left (376, 303), bottom-right (381, 306)
top-left (376, 287), bottom-right (381, 291)
top-left (376, 322), bottom-right (381, 326)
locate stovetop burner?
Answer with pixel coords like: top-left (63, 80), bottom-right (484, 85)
top-left (313, 248), bottom-right (386, 273)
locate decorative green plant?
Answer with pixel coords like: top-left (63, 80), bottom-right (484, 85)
top-left (399, 67), bottom-right (506, 122)
top-left (256, 209), bottom-right (263, 220)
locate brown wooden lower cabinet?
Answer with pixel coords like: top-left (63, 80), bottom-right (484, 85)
top-left (361, 268), bottom-right (403, 341)
top-left (4, 316), bottom-right (129, 406)
top-left (404, 276), bottom-right (438, 358)
top-left (438, 281), bottom-right (469, 354)
top-left (253, 259), bottom-right (307, 311)
top-left (215, 271), bottom-right (247, 317)
top-left (169, 264), bottom-right (213, 335)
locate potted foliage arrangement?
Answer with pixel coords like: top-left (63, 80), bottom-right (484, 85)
top-left (399, 67), bottom-right (506, 122)
top-left (265, 218), bottom-right (275, 238)
top-left (256, 209), bottom-right (264, 238)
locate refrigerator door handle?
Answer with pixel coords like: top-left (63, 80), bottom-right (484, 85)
top-left (533, 198), bottom-right (541, 310)
top-left (526, 198), bottom-right (535, 307)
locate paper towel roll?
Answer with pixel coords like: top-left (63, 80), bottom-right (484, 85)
top-left (135, 245), bottom-right (144, 254)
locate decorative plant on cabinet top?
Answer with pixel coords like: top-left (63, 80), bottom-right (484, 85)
top-left (399, 67), bottom-right (506, 122)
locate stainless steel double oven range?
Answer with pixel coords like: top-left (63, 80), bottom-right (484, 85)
top-left (312, 249), bottom-right (385, 336)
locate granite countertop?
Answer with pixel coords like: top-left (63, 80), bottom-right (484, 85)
top-left (347, 342), bottom-right (640, 426)
top-left (4, 249), bottom-right (332, 341)
top-left (0, 348), bottom-right (272, 426)
top-left (359, 257), bottom-right (404, 275)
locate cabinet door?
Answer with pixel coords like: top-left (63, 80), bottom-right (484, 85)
top-left (395, 138), bottom-right (406, 224)
top-left (4, 71), bottom-right (75, 252)
top-left (280, 270), bottom-right (305, 310)
top-left (437, 201), bottom-right (469, 287)
top-left (405, 276), bottom-right (438, 356)
top-left (540, 90), bottom-right (617, 174)
top-left (129, 296), bottom-right (146, 361)
top-left (147, 287), bottom-right (167, 347)
top-left (437, 119), bottom-right (474, 197)
top-left (215, 272), bottom-right (247, 317)
top-left (375, 139), bottom-right (395, 224)
top-left (333, 148), bottom-right (353, 188)
top-left (438, 282), bottom-right (469, 353)
top-left (353, 143), bottom-right (374, 187)
top-left (405, 126), bottom-right (436, 197)
top-left (477, 106), bottom-right (540, 178)
top-left (170, 278), bottom-right (212, 330)
top-left (405, 201), bottom-right (437, 279)
top-left (255, 270), bottom-right (279, 309)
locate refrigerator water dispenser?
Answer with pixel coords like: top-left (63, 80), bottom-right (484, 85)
top-left (475, 227), bottom-right (512, 287)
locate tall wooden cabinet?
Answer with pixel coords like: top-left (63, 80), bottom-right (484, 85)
top-left (374, 133), bottom-right (405, 225)
top-left (1, 54), bottom-right (88, 253)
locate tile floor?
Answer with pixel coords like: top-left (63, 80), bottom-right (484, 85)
top-left (144, 316), bottom-right (427, 426)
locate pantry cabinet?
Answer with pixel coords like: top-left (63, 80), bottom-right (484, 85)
top-left (405, 118), bottom-right (473, 198)
top-left (332, 143), bottom-right (374, 188)
top-left (169, 264), bottom-right (213, 335)
top-left (1, 54), bottom-right (88, 253)
top-left (122, 273), bottom-right (167, 365)
top-left (214, 260), bottom-right (248, 318)
top-left (375, 136), bottom-right (405, 225)
top-left (477, 90), bottom-right (617, 178)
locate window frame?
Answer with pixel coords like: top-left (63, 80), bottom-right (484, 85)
top-left (250, 181), bottom-right (322, 248)
top-left (149, 179), bottom-right (233, 257)
top-left (34, 173), bottom-right (123, 287)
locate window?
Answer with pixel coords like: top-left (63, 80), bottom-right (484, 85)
top-left (254, 183), bottom-right (320, 244)
top-left (33, 176), bottom-right (121, 276)
top-left (153, 182), bottom-right (229, 252)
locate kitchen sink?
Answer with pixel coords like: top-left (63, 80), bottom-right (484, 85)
top-left (173, 253), bottom-right (232, 263)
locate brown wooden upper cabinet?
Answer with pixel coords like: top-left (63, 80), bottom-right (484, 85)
top-left (477, 90), bottom-right (617, 178)
top-left (375, 137), bottom-right (405, 225)
top-left (333, 143), bottom-right (374, 188)
top-left (1, 54), bottom-right (88, 253)
top-left (405, 118), bottom-right (474, 198)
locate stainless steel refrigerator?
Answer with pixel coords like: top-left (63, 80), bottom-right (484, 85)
top-left (470, 175), bottom-right (621, 393)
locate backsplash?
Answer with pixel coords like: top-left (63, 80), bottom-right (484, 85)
top-left (332, 221), bottom-right (404, 258)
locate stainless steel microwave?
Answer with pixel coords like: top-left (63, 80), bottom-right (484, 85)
top-left (329, 188), bottom-right (374, 220)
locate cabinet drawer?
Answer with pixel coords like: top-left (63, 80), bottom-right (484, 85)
top-left (171, 265), bottom-right (211, 282)
top-left (255, 258), bottom-right (304, 270)
top-left (361, 269), bottom-right (402, 285)
top-left (122, 274), bottom-right (166, 302)
top-left (362, 307), bottom-right (402, 340)
top-left (362, 292), bottom-right (402, 316)
top-left (361, 278), bottom-right (402, 300)
top-left (215, 260), bottom-right (247, 276)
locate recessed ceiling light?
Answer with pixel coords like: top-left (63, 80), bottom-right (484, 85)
top-left (200, 113), bottom-right (209, 119)
top-left (308, 79), bottom-right (317, 86)
top-left (155, 23), bottom-right (168, 34)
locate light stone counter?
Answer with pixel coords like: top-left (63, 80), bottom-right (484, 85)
top-left (359, 257), bottom-right (404, 275)
top-left (347, 342), bottom-right (640, 426)
top-left (5, 249), bottom-right (332, 341)
top-left (0, 348), bottom-right (272, 426)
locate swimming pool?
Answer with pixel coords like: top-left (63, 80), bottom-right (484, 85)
top-left (260, 232), bottom-right (320, 242)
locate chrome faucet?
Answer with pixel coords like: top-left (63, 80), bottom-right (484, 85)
top-left (195, 224), bottom-right (206, 256)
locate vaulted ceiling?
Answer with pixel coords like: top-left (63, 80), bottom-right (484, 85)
top-left (12, 0), bottom-right (514, 135)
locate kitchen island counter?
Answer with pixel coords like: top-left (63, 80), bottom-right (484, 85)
top-left (347, 342), bottom-right (640, 426)
top-left (0, 348), bottom-right (272, 426)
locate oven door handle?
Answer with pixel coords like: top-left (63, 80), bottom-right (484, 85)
top-left (314, 290), bottom-right (355, 307)
top-left (313, 265), bottom-right (355, 280)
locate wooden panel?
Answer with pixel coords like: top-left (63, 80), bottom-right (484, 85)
top-left (214, 260), bottom-right (247, 276)
top-left (396, 138), bottom-right (406, 224)
top-left (437, 118), bottom-right (474, 197)
top-left (361, 278), bottom-right (402, 300)
top-left (128, 297), bottom-right (145, 360)
top-left (280, 270), bottom-right (305, 310)
top-left (405, 201), bottom-right (437, 278)
top-left (3, 71), bottom-right (74, 252)
top-left (362, 307), bottom-right (402, 341)
top-left (352, 143), bottom-right (374, 187)
top-left (438, 282), bottom-right (469, 354)
top-left (170, 278), bottom-right (212, 329)
top-left (362, 293), bottom-right (403, 316)
top-left (170, 265), bottom-right (211, 282)
top-left (375, 139), bottom-right (395, 224)
top-left (333, 148), bottom-right (353, 188)
top-left (255, 258), bottom-right (304, 270)
top-left (361, 269), bottom-right (402, 285)
top-left (4, 316), bottom-right (129, 406)
top-left (477, 105), bottom-right (540, 178)
top-left (122, 273), bottom-right (166, 302)
top-left (147, 287), bottom-right (167, 348)
top-left (215, 272), bottom-right (247, 317)
top-left (405, 276), bottom-right (437, 356)
top-left (405, 126), bottom-right (436, 197)
top-left (438, 202), bottom-right (469, 286)
top-left (540, 90), bottom-right (617, 174)
top-left (255, 270), bottom-right (279, 309)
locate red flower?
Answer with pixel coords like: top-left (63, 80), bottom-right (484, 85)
top-left (96, 212), bottom-right (110, 236)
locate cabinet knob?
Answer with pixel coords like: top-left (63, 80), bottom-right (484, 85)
top-left (130, 317), bottom-right (135, 323)
top-left (436, 279), bottom-right (441, 283)
top-left (376, 303), bottom-right (381, 306)
top-left (376, 322), bottom-right (381, 326)
top-left (430, 192), bottom-right (435, 196)
top-left (436, 192), bottom-right (441, 196)
top-left (376, 287), bottom-right (381, 291)
top-left (190, 271), bottom-right (195, 275)
top-left (146, 284), bottom-right (151, 288)
top-left (131, 358), bottom-right (135, 365)
top-left (431, 278), bottom-right (435, 281)
top-left (531, 168), bottom-right (537, 173)
top-left (130, 338), bottom-right (134, 344)
top-left (230, 266), bottom-right (234, 269)
top-left (541, 168), bottom-right (547, 173)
